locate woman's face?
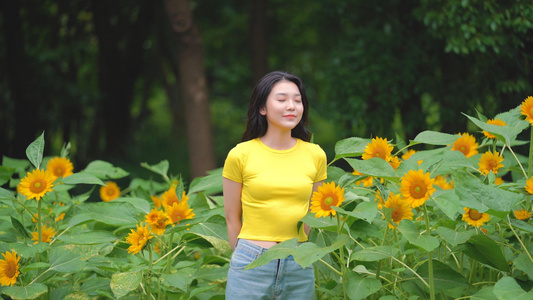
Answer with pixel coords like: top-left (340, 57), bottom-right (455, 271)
top-left (260, 80), bottom-right (303, 132)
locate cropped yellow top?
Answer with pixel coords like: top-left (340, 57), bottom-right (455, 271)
top-left (223, 138), bottom-right (327, 242)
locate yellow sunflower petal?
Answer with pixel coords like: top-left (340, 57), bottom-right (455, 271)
top-left (310, 182), bottom-right (345, 218)
top-left (482, 119), bottom-right (506, 139)
top-left (451, 133), bottom-right (479, 158)
top-left (100, 181), bottom-right (120, 202)
top-left (126, 223), bottom-right (153, 254)
top-left (383, 193), bottom-right (413, 229)
top-left (46, 157), bottom-right (74, 180)
top-left (525, 177), bottom-right (533, 195)
top-left (520, 96), bottom-right (533, 125)
top-left (18, 169), bottom-right (55, 200)
top-left (399, 169), bottom-right (436, 208)
top-left (362, 137), bottom-right (393, 161)
top-left (478, 151), bottom-right (504, 176)
top-left (514, 208), bottom-right (532, 220)
top-left (31, 225), bottom-right (56, 244)
top-left (0, 251), bottom-right (21, 287)
top-left (462, 207), bottom-right (491, 227)
top-left (164, 201), bottom-right (195, 224)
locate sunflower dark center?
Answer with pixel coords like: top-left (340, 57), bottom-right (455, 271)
top-left (30, 180), bottom-right (46, 193)
top-left (324, 196), bottom-right (334, 206)
top-left (469, 209), bottom-right (482, 220)
top-left (410, 183), bottom-right (426, 199)
top-left (391, 207), bottom-right (402, 222)
top-left (5, 262), bottom-right (16, 277)
top-left (107, 189), bottom-right (115, 196)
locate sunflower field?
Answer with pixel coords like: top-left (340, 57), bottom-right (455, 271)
top-left (2, 97), bottom-right (533, 299)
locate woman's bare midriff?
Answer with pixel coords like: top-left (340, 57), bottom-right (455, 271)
top-left (244, 239), bottom-right (279, 249)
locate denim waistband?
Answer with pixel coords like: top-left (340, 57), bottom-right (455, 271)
top-left (236, 239), bottom-right (270, 255)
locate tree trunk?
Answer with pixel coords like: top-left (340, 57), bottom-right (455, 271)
top-left (1, 0), bottom-right (40, 157)
top-left (251, 0), bottom-right (268, 84)
top-left (91, 0), bottom-right (153, 158)
top-left (164, 0), bottom-right (216, 179)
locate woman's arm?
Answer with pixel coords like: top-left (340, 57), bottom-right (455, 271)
top-left (305, 181), bottom-right (323, 236)
top-left (223, 177), bottom-right (243, 251)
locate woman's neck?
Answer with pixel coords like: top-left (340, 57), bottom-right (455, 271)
top-left (260, 130), bottom-right (296, 150)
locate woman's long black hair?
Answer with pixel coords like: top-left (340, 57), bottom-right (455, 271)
top-left (241, 71), bottom-right (311, 142)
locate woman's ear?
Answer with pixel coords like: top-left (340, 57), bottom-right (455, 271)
top-left (260, 106), bottom-right (266, 115)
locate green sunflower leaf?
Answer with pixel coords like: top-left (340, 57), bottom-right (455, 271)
top-left (493, 277), bottom-right (533, 299)
top-left (26, 131), bottom-right (45, 169)
top-left (1, 283), bottom-right (48, 299)
top-left (140, 160), bottom-right (169, 179)
top-left (412, 130), bottom-right (458, 146)
top-left (463, 113), bottom-right (529, 146)
top-left (10, 216), bottom-right (31, 239)
top-left (331, 137), bottom-right (371, 164)
top-left (110, 271), bottom-right (142, 299)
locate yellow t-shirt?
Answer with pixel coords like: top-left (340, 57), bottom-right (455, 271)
top-left (223, 138), bottom-right (327, 242)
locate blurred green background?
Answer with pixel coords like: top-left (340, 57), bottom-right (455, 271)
top-left (1, 0), bottom-right (532, 184)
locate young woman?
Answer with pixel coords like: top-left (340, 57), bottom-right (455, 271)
top-left (223, 71), bottom-right (327, 299)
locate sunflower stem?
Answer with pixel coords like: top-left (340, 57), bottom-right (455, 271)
top-left (507, 216), bottom-right (533, 264)
top-left (13, 197), bottom-right (35, 220)
top-left (423, 203), bottom-right (435, 300)
top-left (507, 145), bottom-right (528, 178)
top-left (337, 215), bottom-right (347, 299)
top-left (376, 226), bottom-right (389, 280)
top-left (318, 258), bottom-right (342, 276)
top-left (526, 126), bottom-right (533, 211)
top-left (147, 245), bottom-right (153, 297)
top-left (166, 232), bottom-right (174, 274)
top-left (38, 199), bottom-right (42, 243)
top-left (29, 267), bottom-right (51, 285)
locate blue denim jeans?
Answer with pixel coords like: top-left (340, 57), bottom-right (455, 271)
top-left (226, 239), bottom-right (314, 300)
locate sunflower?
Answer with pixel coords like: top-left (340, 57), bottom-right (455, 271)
top-left (46, 157), bottom-right (74, 180)
top-left (0, 251), bottom-right (20, 287)
top-left (362, 137), bottom-right (393, 161)
top-left (389, 156), bottom-right (401, 170)
top-left (126, 223), bottom-right (153, 254)
top-left (402, 149), bottom-right (417, 160)
top-left (352, 170), bottom-right (374, 187)
top-left (399, 169), bottom-right (436, 208)
top-left (164, 201), bottom-right (195, 225)
top-left (18, 169), bottom-right (55, 200)
top-left (151, 195), bottom-right (162, 208)
top-left (383, 193), bottom-right (413, 229)
top-left (520, 96), bottom-right (533, 125)
top-left (525, 177), bottom-right (533, 194)
top-left (100, 181), bottom-right (120, 202)
top-left (374, 191), bottom-right (386, 209)
top-left (482, 119), bottom-right (506, 139)
top-left (55, 213), bottom-right (65, 222)
top-left (31, 225), bottom-right (56, 244)
top-left (451, 133), bottom-right (478, 158)
top-left (514, 208), bottom-right (532, 220)
top-left (478, 151), bottom-right (504, 175)
top-left (462, 207), bottom-right (491, 227)
top-left (494, 177), bottom-right (503, 185)
top-left (310, 182), bottom-right (345, 218)
top-left (154, 242), bottom-right (162, 254)
top-left (145, 209), bottom-right (170, 235)
top-left (434, 175), bottom-right (454, 190)
top-left (161, 188), bottom-right (189, 207)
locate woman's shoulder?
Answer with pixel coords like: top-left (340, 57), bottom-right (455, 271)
top-left (228, 139), bottom-right (259, 155)
top-left (298, 140), bottom-right (327, 162)
top-left (298, 139), bottom-right (325, 154)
